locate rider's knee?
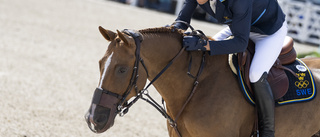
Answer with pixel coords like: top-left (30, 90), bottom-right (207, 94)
top-left (249, 71), bottom-right (266, 83)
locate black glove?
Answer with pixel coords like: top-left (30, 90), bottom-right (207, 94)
top-left (165, 22), bottom-right (188, 31)
top-left (172, 22), bottom-right (188, 30)
top-left (183, 35), bottom-right (207, 51)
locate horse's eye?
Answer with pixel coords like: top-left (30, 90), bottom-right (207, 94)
top-left (118, 67), bottom-right (128, 74)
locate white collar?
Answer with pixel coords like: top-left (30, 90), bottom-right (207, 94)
top-left (209, 0), bottom-right (217, 13)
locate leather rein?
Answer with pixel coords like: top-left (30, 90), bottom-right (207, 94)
top-left (93, 24), bottom-right (207, 137)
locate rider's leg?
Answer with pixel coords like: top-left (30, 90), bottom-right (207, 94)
top-left (252, 72), bottom-right (275, 137)
top-left (249, 22), bottom-right (287, 137)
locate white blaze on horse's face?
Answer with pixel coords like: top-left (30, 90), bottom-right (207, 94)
top-left (98, 52), bottom-right (114, 89)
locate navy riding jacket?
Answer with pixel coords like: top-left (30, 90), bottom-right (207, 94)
top-left (176, 0), bottom-right (286, 55)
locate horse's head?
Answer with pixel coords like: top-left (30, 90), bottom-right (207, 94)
top-left (85, 26), bottom-right (148, 133)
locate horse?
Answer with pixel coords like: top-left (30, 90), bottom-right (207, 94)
top-left (85, 26), bottom-right (320, 137)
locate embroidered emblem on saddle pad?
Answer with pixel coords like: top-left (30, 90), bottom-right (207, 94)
top-left (276, 59), bottom-right (316, 105)
top-left (230, 56), bottom-right (317, 106)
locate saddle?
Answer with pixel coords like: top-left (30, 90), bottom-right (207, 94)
top-left (237, 36), bottom-right (297, 100)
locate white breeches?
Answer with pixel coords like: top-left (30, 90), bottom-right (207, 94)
top-left (213, 22), bottom-right (288, 83)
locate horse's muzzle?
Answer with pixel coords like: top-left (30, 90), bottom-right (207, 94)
top-left (85, 104), bottom-right (115, 133)
top-left (84, 88), bottom-right (121, 133)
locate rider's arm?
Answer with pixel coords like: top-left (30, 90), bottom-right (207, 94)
top-left (207, 0), bottom-right (252, 55)
top-left (175, 0), bottom-right (198, 30)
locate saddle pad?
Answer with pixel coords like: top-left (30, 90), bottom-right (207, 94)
top-left (235, 58), bottom-right (317, 106)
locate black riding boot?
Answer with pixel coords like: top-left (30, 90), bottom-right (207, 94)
top-left (252, 72), bottom-right (275, 137)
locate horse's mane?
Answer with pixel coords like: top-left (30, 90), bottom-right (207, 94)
top-left (138, 27), bottom-right (185, 38)
top-left (138, 27), bottom-right (213, 40)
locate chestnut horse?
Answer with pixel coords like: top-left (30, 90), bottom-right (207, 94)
top-left (85, 26), bottom-right (320, 137)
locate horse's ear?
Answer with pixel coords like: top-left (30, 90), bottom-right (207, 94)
top-left (99, 26), bottom-right (116, 41)
top-left (116, 30), bottom-right (132, 46)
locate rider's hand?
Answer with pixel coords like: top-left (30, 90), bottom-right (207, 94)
top-left (183, 35), bottom-right (208, 51)
top-left (172, 22), bottom-right (188, 30)
top-left (165, 21), bottom-right (188, 31)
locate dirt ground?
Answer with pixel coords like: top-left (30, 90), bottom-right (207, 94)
top-left (0, 0), bottom-right (318, 137)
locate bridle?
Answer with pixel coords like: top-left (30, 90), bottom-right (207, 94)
top-left (87, 23), bottom-right (207, 137)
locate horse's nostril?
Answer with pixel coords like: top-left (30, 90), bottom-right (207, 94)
top-left (94, 114), bottom-right (108, 124)
top-left (93, 106), bottom-right (111, 125)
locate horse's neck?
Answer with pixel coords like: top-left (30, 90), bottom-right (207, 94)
top-left (140, 33), bottom-right (184, 70)
top-left (140, 33), bottom-right (190, 110)
top-left (140, 32), bottom-right (231, 114)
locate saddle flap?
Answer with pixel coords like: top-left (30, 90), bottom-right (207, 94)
top-left (267, 60), bottom-right (289, 99)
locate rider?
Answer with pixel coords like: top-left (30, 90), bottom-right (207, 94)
top-left (171, 0), bottom-right (288, 136)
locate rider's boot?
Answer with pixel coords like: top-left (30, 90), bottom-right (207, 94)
top-left (252, 72), bottom-right (275, 137)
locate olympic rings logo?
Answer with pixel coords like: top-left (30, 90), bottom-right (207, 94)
top-left (295, 80), bottom-right (309, 89)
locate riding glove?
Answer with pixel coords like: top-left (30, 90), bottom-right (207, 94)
top-left (165, 22), bottom-right (188, 31)
top-left (172, 22), bottom-right (188, 30)
top-left (183, 35), bottom-right (207, 51)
